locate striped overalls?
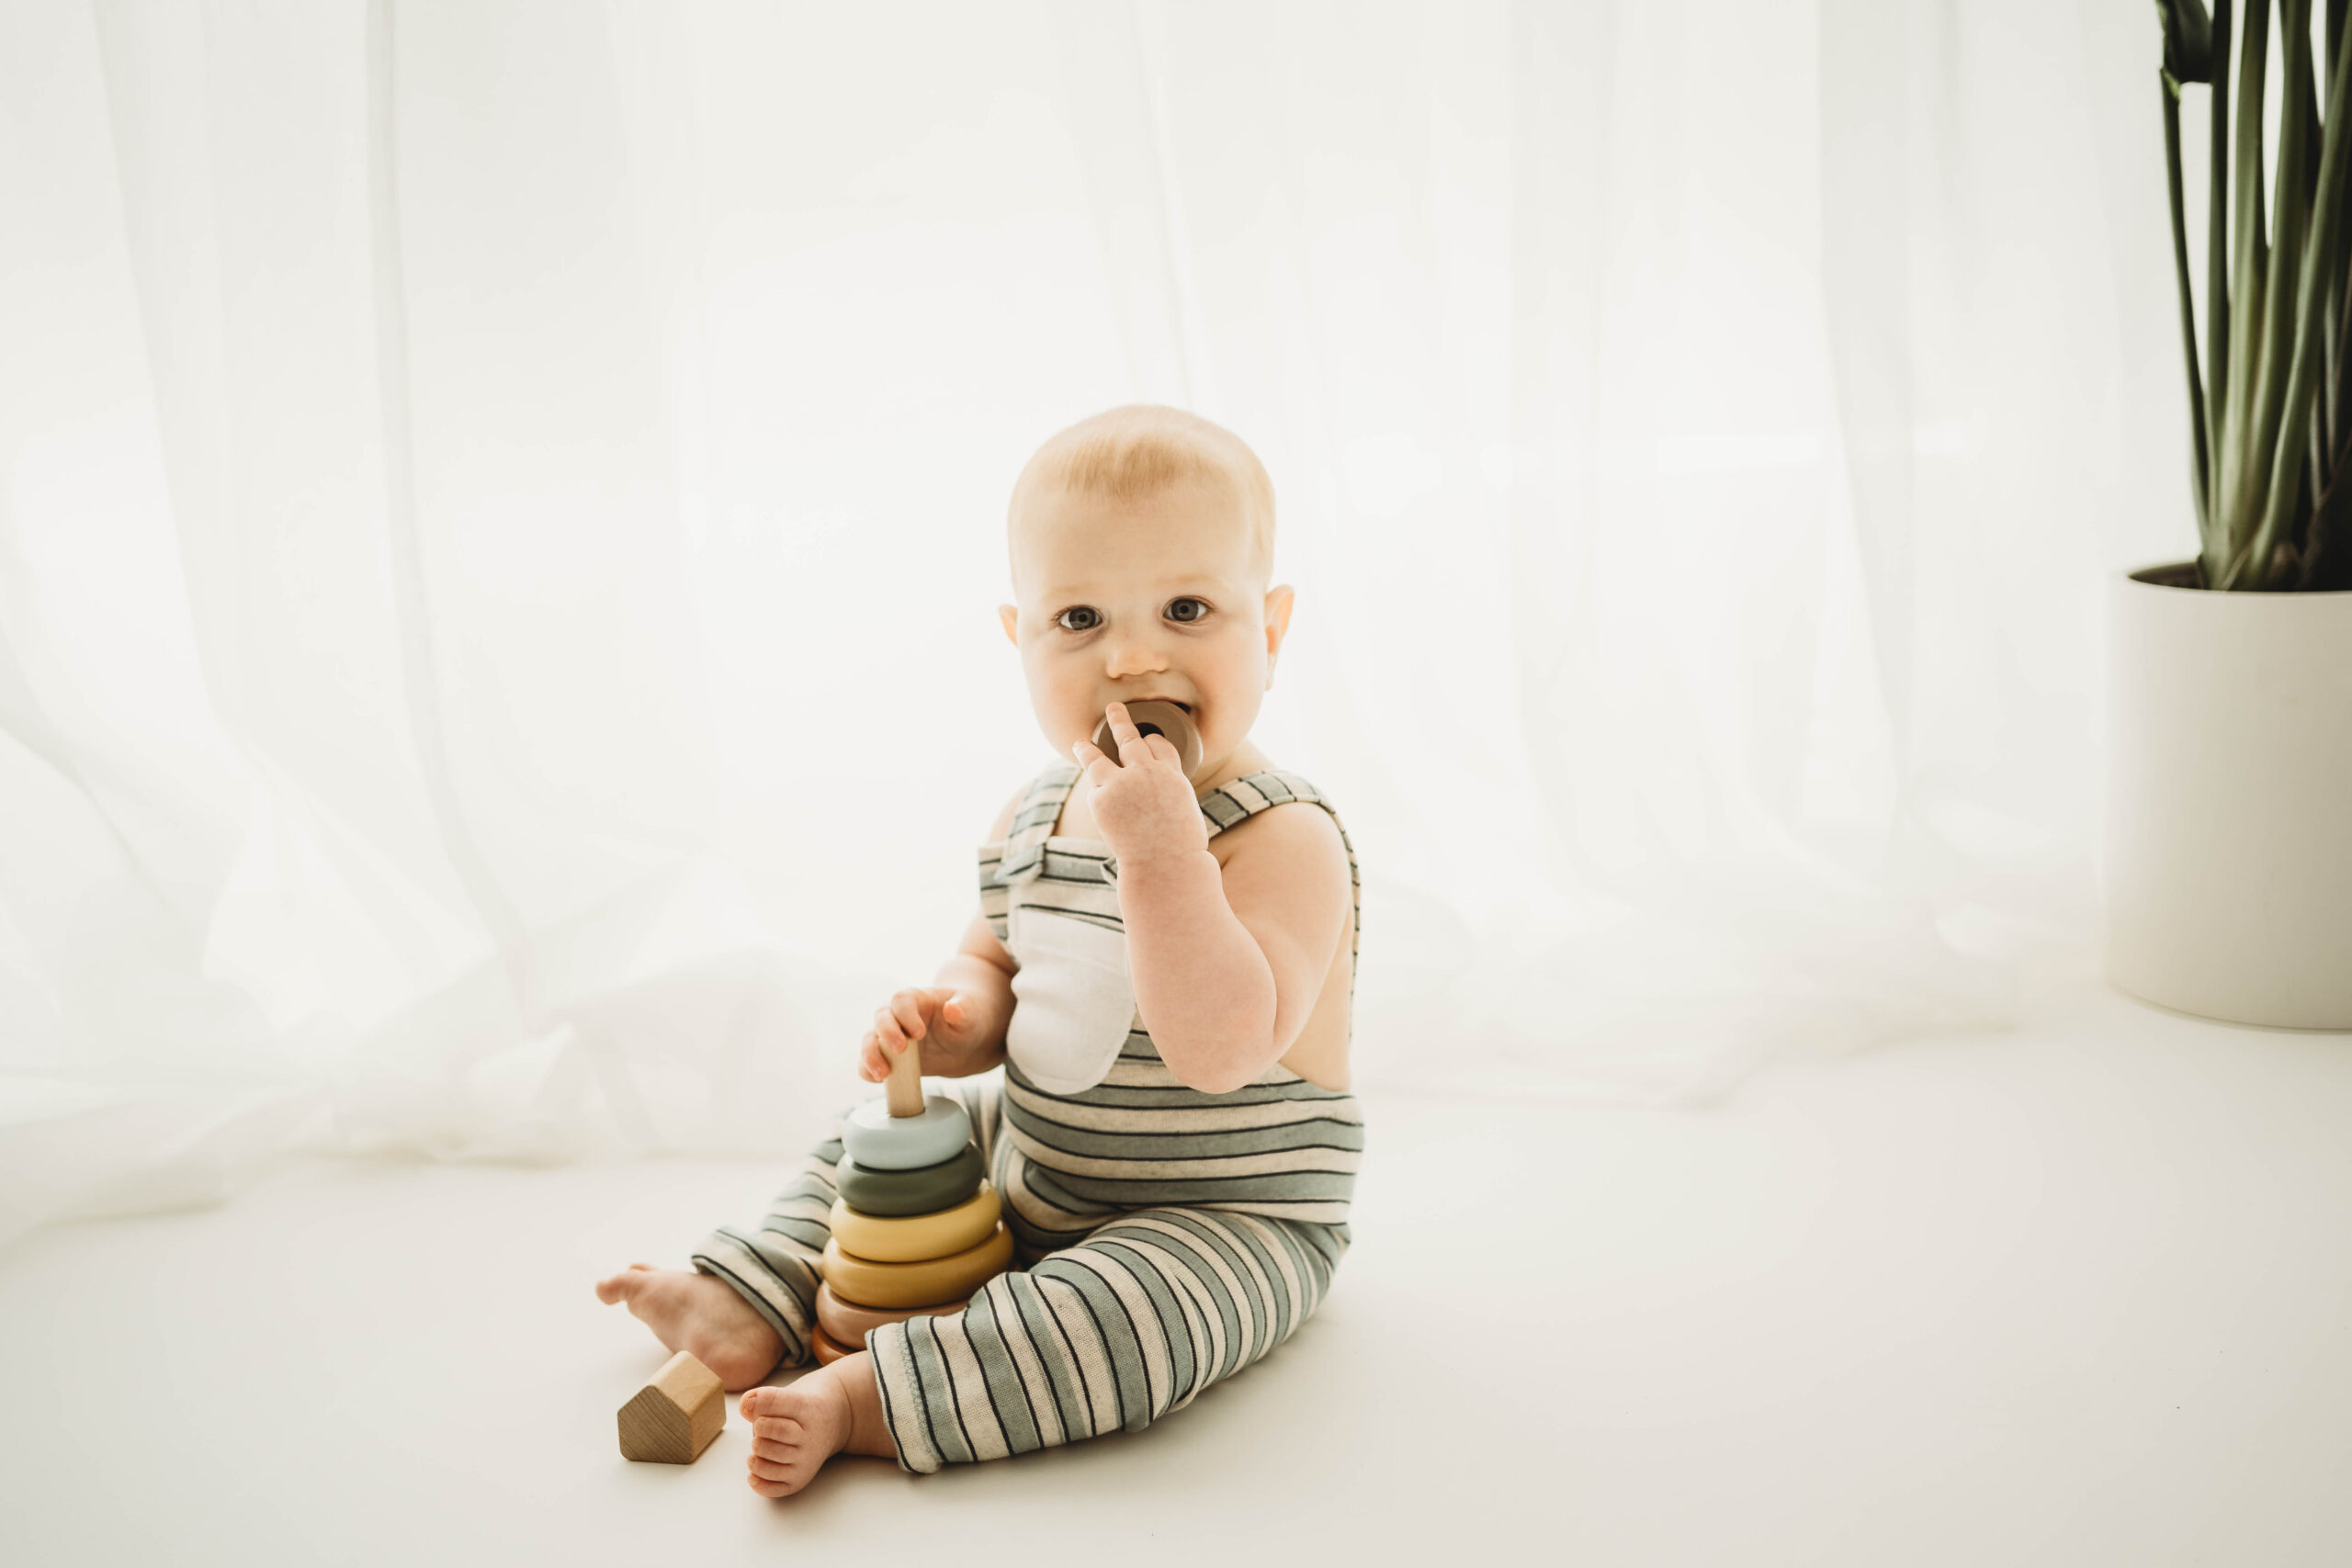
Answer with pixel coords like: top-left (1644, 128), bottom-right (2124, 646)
top-left (691, 761), bottom-right (1363, 1472)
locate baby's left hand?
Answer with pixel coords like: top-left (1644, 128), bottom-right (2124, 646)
top-left (1071, 702), bottom-right (1207, 872)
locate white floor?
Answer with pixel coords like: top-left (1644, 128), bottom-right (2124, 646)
top-left (3, 975), bottom-right (2347, 1567)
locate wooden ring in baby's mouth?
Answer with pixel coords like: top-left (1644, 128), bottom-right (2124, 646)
top-left (1094, 699), bottom-right (1204, 780)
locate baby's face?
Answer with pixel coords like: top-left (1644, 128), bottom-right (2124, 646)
top-left (1001, 479), bottom-right (1287, 780)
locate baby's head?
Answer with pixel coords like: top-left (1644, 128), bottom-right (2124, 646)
top-left (1000, 405), bottom-right (1293, 781)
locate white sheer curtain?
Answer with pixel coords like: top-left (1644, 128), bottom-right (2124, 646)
top-left (0, 0), bottom-right (2188, 1247)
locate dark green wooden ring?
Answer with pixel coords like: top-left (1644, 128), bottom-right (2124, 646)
top-left (833, 1142), bottom-right (985, 1217)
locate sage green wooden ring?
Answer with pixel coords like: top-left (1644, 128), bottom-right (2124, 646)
top-left (833, 1143), bottom-right (984, 1216)
top-left (842, 1094), bottom-right (971, 1170)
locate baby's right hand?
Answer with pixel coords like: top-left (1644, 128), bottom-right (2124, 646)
top-left (858, 987), bottom-right (989, 1083)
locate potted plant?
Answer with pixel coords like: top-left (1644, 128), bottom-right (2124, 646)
top-left (2107, 0), bottom-right (2352, 1026)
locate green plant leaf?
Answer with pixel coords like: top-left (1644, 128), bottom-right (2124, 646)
top-left (2328, 196), bottom-right (2350, 487)
top-left (2205, 0), bottom-right (2235, 567)
top-left (2215, 0), bottom-right (2272, 566)
top-left (2324, 0), bottom-right (2349, 472)
top-left (2239, 0), bottom-right (2316, 548)
top-left (2165, 75), bottom-right (2214, 531)
top-left (2158, 0), bottom-right (2219, 83)
top-left (2236, 3), bottom-right (2352, 584)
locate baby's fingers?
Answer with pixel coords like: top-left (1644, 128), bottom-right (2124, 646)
top-left (876, 1007), bottom-right (925, 1056)
top-left (1110, 706), bottom-right (1180, 770)
top-left (857, 1032), bottom-right (892, 1082)
top-left (872, 1008), bottom-right (922, 1073)
top-left (887, 989), bottom-right (934, 1043)
top-left (940, 993), bottom-right (970, 1036)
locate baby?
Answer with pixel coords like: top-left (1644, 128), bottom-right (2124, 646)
top-left (596, 404), bottom-right (1363, 1495)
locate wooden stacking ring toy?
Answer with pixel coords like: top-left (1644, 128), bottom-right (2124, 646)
top-left (833, 1144), bottom-right (985, 1217)
top-left (1092, 699), bottom-right (1203, 781)
top-left (831, 1181), bottom-right (1001, 1263)
top-left (808, 1325), bottom-right (861, 1366)
top-left (815, 1282), bottom-right (972, 1345)
top-left (842, 1092), bottom-right (970, 1171)
top-left (822, 1043), bottom-right (1017, 1309)
top-left (822, 1225), bottom-right (1014, 1310)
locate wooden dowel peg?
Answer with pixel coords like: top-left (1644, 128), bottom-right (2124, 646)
top-left (885, 1031), bottom-right (925, 1119)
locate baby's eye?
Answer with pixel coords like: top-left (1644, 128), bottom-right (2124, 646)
top-left (1165, 597), bottom-right (1210, 625)
top-left (1055, 605), bottom-right (1102, 633)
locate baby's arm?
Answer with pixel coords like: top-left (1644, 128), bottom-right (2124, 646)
top-left (1121, 807), bottom-right (1349, 1092)
top-left (855, 789), bottom-right (1023, 1084)
top-left (1074, 708), bottom-right (1351, 1095)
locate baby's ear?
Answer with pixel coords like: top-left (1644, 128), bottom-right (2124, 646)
top-left (998, 604), bottom-right (1020, 645)
top-left (1262, 584), bottom-right (1295, 649)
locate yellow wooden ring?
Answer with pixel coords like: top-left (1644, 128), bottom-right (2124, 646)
top-left (808, 1325), bottom-right (860, 1366)
top-left (829, 1181), bottom-right (1001, 1263)
top-left (821, 1224), bottom-right (1015, 1310)
top-left (815, 1282), bottom-right (971, 1345)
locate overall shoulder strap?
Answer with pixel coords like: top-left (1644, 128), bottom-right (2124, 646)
top-left (1196, 770), bottom-right (1362, 984)
top-left (990, 762), bottom-right (1083, 886)
top-left (1198, 769), bottom-right (1334, 839)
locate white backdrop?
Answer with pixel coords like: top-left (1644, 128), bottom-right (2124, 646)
top-left (0, 0), bottom-right (2196, 1247)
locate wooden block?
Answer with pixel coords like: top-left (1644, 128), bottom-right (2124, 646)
top-left (617, 1350), bottom-right (725, 1464)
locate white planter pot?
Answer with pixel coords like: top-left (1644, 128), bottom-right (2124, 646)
top-left (2104, 562), bottom-right (2352, 1028)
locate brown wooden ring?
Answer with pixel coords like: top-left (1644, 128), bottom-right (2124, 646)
top-left (808, 1325), bottom-right (861, 1366)
top-left (1093, 699), bottom-right (1203, 779)
top-left (815, 1281), bottom-right (972, 1344)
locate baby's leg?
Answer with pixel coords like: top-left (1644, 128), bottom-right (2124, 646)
top-left (865, 1206), bottom-right (1350, 1472)
top-left (595, 1125), bottom-right (845, 1389)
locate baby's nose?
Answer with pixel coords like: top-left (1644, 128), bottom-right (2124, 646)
top-left (1102, 638), bottom-right (1168, 677)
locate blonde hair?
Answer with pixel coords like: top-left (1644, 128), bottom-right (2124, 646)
top-left (1009, 404), bottom-right (1276, 582)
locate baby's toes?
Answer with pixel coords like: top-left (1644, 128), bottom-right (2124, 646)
top-left (748, 1454), bottom-right (805, 1496)
top-left (740, 1387), bottom-right (800, 1423)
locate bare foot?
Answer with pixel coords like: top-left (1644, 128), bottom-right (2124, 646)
top-left (740, 1351), bottom-right (896, 1498)
top-left (594, 1262), bottom-right (786, 1392)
